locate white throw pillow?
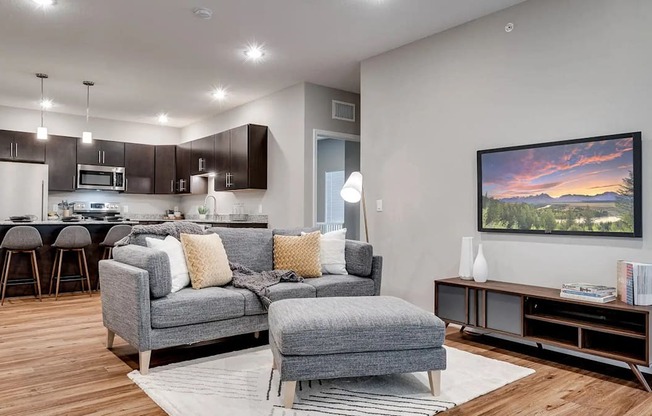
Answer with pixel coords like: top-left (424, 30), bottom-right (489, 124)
top-left (303, 228), bottom-right (347, 275)
top-left (146, 236), bottom-right (190, 293)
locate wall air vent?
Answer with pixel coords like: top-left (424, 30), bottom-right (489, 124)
top-left (332, 100), bottom-right (356, 122)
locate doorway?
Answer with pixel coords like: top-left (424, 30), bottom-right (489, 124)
top-left (313, 130), bottom-right (361, 240)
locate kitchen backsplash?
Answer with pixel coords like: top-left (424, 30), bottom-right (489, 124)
top-left (48, 191), bottom-right (181, 216)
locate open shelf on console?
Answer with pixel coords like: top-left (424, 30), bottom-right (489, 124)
top-left (524, 296), bottom-right (646, 337)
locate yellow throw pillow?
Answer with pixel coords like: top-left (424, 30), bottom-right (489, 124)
top-left (273, 231), bottom-right (322, 278)
top-left (180, 233), bottom-right (233, 289)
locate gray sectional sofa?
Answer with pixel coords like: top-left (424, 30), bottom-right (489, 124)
top-left (98, 226), bottom-right (383, 374)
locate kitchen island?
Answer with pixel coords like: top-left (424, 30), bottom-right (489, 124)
top-left (0, 218), bottom-right (267, 300)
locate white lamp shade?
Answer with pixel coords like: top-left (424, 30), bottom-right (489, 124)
top-left (82, 131), bottom-right (93, 144)
top-left (341, 171), bottom-right (363, 203)
top-left (36, 126), bottom-right (48, 140)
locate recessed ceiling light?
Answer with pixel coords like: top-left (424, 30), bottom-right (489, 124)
top-left (211, 87), bottom-right (227, 101)
top-left (40, 98), bottom-right (53, 109)
top-left (32, 0), bottom-right (56, 6)
top-left (244, 43), bottom-right (266, 62)
top-left (157, 113), bottom-right (169, 124)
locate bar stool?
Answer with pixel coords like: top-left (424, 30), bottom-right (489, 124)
top-left (100, 224), bottom-right (132, 260)
top-left (48, 226), bottom-right (92, 300)
top-left (97, 224), bottom-right (131, 290)
top-left (0, 226), bottom-right (43, 305)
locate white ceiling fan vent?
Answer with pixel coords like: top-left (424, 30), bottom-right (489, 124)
top-left (332, 100), bottom-right (356, 122)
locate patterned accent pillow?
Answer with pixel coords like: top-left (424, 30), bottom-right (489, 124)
top-left (273, 231), bottom-right (322, 278)
top-left (180, 233), bottom-right (233, 289)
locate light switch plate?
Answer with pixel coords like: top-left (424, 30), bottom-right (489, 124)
top-left (376, 199), bottom-right (383, 212)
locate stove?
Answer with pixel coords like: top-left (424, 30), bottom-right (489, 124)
top-left (72, 201), bottom-right (122, 221)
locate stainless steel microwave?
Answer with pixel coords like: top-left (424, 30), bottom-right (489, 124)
top-left (77, 164), bottom-right (126, 191)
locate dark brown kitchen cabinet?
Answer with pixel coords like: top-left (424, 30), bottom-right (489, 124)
top-left (46, 135), bottom-right (77, 191)
top-left (175, 141), bottom-right (192, 193)
top-left (155, 145), bottom-right (176, 194)
top-left (0, 130), bottom-right (46, 163)
top-left (214, 124), bottom-right (267, 191)
top-left (190, 135), bottom-right (215, 175)
top-left (77, 139), bottom-right (125, 166)
top-left (124, 143), bottom-right (155, 194)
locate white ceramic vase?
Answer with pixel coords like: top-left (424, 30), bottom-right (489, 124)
top-left (458, 237), bottom-right (474, 280)
top-left (198, 214), bottom-right (207, 220)
top-left (473, 243), bottom-right (488, 283)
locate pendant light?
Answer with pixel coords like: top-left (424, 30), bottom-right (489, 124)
top-left (36, 73), bottom-right (49, 140)
top-left (82, 80), bottom-right (94, 144)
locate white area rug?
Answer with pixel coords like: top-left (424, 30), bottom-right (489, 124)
top-left (129, 346), bottom-right (534, 416)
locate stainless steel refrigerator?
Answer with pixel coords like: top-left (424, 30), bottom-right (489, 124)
top-left (0, 161), bottom-right (48, 220)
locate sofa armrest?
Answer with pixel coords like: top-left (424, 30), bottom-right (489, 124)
top-left (113, 244), bottom-right (172, 298)
top-left (99, 260), bottom-right (152, 352)
top-left (370, 256), bottom-right (383, 295)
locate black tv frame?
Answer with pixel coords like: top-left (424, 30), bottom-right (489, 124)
top-left (477, 132), bottom-right (642, 238)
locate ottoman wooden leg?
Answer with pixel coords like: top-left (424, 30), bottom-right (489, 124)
top-left (428, 370), bottom-right (441, 396)
top-left (283, 381), bottom-right (297, 409)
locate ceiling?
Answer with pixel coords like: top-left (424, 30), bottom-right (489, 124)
top-left (0, 0), bottom-right (524, 127)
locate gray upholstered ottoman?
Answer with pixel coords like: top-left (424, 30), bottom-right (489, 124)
top-left (268, 296), bottom-right (447, 408)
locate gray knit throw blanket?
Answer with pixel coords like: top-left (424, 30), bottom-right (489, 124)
top-left (230, 263), bottom-right (303, 309)
top-left (114, 222), bottom-right (205, 246)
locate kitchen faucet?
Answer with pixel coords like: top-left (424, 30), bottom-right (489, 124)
top-left (204, 195), bottom-right (217, 219)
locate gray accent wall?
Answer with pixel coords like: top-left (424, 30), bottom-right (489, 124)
top-left (304, 83), bottom-right (361, 226)
top-left (361, 0), bottom-right (652, 311)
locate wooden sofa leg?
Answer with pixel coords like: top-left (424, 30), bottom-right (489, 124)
top-left (428, 370), bottom-right (441, 396)
top-left (106, 329), bottom-right (115, 349)
top-left (139, 350), bottom-right (152, 375)
top-left (283, 381), bottom-right (297, 409)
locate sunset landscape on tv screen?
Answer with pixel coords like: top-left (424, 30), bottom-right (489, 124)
top-left (480, 136), bottom-right (637, 235)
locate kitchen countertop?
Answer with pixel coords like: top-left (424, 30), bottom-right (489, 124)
top-left (0, 218), bottom-right (267, 226)
top-left (0, 220), bottom-right (141, 226)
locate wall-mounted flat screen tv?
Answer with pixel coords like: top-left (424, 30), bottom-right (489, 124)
top-left (478, 132), bottom-right (642, 237)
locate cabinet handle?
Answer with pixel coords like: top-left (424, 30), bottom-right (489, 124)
top-left (171, 180), bottom-right (174, 193)
top-left (125, 178), bottom-right (128, 192)
top-left (10, 143), bottom-right (13, 158)
top-left (198, 158), bottom-right (202, 172)
top-left (14, 143), bottom-right (17, 158)
top-left (98, 150), bottom-right (101, 164)
top-left (103, 151), bottom-right (105, 164)
top-left (72, 175), bottom-right (76, 189)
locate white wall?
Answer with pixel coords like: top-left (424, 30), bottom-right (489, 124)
top-left (0, 105), bottom-right (180, 145)
top-left (361, 0), bottom-right (652, 312)
top-left (180, 83), bottom-right (306, 228)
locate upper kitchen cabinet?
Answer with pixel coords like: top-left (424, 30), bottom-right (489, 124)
top-left (0, 130), bottom-right (46, 163)
top-left (190, 135), bottom-right (215, 176)
top-left (214, 124), bottom-right (267, 191)
top-left (175, 141), bottom-right (192, 194)
top-left (46, 135), bottom-right (77, 191)
top-left (77, 139), bottom-right (125, 166)
top-left (154, 145), bottom-right (176, 195)
top-left (124, 143), bottom-right (155, 194)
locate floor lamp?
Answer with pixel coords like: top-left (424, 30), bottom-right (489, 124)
top-left (340, 171), bottom-right (369, 243)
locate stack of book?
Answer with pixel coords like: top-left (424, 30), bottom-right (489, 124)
top-left (617, 260), bottom-right (652, 306)
top-left (560, 283), bottom-right (616, 303)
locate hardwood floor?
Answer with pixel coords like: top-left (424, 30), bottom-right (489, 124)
top-left (1, 294), bottom-right (651, 415)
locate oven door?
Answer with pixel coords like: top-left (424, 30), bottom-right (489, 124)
top-left (77, 164), bottom-right (125, 191)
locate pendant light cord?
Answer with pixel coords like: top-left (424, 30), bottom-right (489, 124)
top-left (86, 84), bottom-right (90, 123)
top-left (40, 77), bottom-right (44, 128)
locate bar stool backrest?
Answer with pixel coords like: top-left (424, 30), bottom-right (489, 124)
top-left (0, 226), bottom-right (43, 250)
top-left (53, 226), bottom-right (92, 249)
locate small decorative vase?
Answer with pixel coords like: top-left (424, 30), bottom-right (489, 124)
top-left (198, 214), bottom-right (207, 220)
top-left (458, 237), bottom-right (474, 280)
top-left (473, 244), bottom-right (488, 283)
